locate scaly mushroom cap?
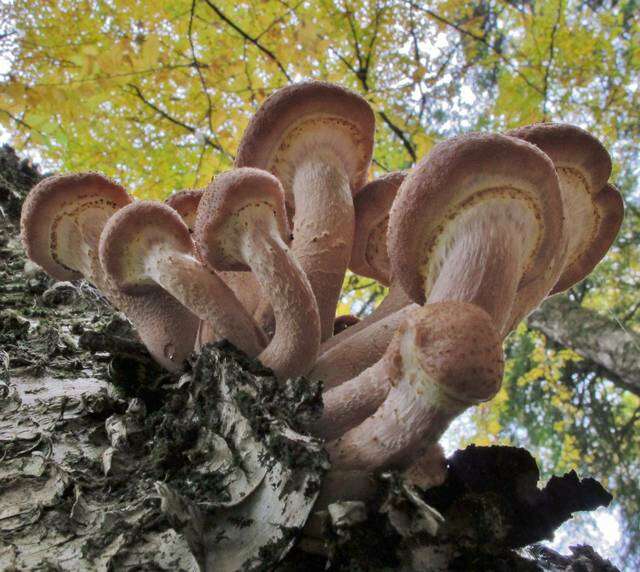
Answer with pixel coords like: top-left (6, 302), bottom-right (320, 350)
top-left (388, 133), bottom-right (565, 312)
top-left (165, 188), bottom-right (204, 232)
top-left (235, 81), bottom-right (375, 207)
top-left (195, 168), bottom-right (291, 272)
top-left (21, 173), bottom-right (131, 281)
top-left (333, 314), bottom-right (361, 335)
top-left (349, 171), bottom-right (407, 284)
top-left (397, 301), bottom-right (503, 405)
top-left (100, 201), bottom-right (193, 295)
top-left (507, 123), bottom-right (622, 293)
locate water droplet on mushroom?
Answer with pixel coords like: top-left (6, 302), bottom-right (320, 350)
top-left (164, 343), bottom-right (176, 360)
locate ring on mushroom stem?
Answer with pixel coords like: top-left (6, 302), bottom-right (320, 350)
top-left (194, 168), bottom-right (321, 379)
top-left (20, 173), bottom-right (199, 371)
top-left (319, 302), bottom-right (502, 496)
top-left (506, 123), bottom-right (624, 329)
top-left (235, 81), bottom-right (375, 341)
top-left (165, 188), bottom-right (265, 346)
top-left (99, 201), bottom-right (267, 359)
top-left (388, 133), bottom-right (566, 336)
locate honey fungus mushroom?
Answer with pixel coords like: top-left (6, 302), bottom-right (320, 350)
top-left (506, 123), bottom-right (624, 328)
top-left (235, 81), bottom-right (375, 341)
top-left (312, 133), bottom-right (565, 389)
top-left (20, 173), bottom-right (199, 371)
top-left (165, 187), bottom-right (264, 344)
top-left (388, 133), bottom-right (566, 336)
top-left (99, 201), bottom-right (266, 358)
top-left (194, 168), bottom-right (321, 379)
top-left (317, 302), bottom-right (503, 504)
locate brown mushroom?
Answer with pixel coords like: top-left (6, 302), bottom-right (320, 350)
top-left (388, 133), bottom-right (566, 336)
top-left (20, 173), bottom-right (200, 371)
top-left (235, 81), bottom-right (375, 340)
top-left (333, 314), bottom-right (361, 336)
top-left (324, 301), bottom-right (503, 472)
top-left (165, 187), bottom-right (265, 344)
top-left (320, 171), bottom-right (411, 356)
top-left (165, 188), bottom-right (204, 232)
top-left (194, 168), bottom-right (321, 379)
top-left (506, 123), bottom-right (623, 326)
top-left (99, 201), bottom-right (266, 358)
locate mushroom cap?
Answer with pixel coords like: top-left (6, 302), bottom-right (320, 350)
top-left (387, 133), bottom-right (565, 307)
top-left (401, 301), bottom-right (503, 404)
top-left (507, 123), bottom-right (611, 195)
top-left (165, 188), bottom-right (203, 232)
top-left (235, 81), bottom-right (375, 207)
top-left (507, 123), bottom-right (621, 293)
top-left (195, 168), bottom-right (291, 272)
top-left (552, 182), bottom-right (624, 293)
top-left (20, 173), bottom-right (131, 281)
top-left (349, 171), bottom-right (407, 284)
top-left (100, 201), bottom-right (193, 295)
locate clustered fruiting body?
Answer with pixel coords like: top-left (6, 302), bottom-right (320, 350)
top-left (20, 82), bottom-right (624, 499)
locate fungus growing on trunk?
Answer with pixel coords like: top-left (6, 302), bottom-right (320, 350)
top-left (235, 81), bottom-right (375, 340)
top-left (20, 173), bottom-right (199, 371)
top-left (320, 171), bottom-right (410, 356)
top-left (388, 133), bottom-right (566, 335)
top-left (99, 201), bottom-right (266, 358)
top-left (321, 302), bottom-right (502, 498)
top-left (194, 168), bottom-right (321, 379)
top-left (507, 123), bottom-right (623, 300)
top-left (165, 187), bottom-right (264, 344)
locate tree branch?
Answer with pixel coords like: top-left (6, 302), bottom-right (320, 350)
top-left (202, 0), bottom-right (291, 81)
top-left (127, 83), bottom-right (230, 158)
top-left (406, 0), bottom-right (544, 95)
top-left (528, 296), bottom-right (640, 396)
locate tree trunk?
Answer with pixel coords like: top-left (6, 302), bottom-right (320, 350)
top-left (529, 296), bottom-right (640, 396)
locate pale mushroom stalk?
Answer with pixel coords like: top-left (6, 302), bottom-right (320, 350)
top-left (311, 304), bottom-right (418, 389)
top-left (242, 222), bottom-right (321, 377)
top-left (291, 151), bottom-right (355, 339)
top-left (195, 168), bottom-right (321, 379)
top-left (99, 201), bottom-right (266, 359)
top-left (425, 204), bottom-right (528, 330)
top-left (324, 302), bottom-right (503, 473)
top-left (140, 245), bottom-right (266, 357)
top-left (165, 188), bottom-right (266, 346)
top-left (235, 82), bottom-right (375, 342)
top-left (319, 286), bottom-right (411, 356)
top-left (319, 171), bottom-right (409, 355)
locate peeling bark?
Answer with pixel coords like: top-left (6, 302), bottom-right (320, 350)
top-left (529, 296), bottom-right (640, 396)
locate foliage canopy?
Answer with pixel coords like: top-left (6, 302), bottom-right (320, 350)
top-left (1, 0), bottom-right (639, 566)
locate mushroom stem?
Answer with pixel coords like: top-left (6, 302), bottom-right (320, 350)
top-left (143, 246), bottom-right (266, 357)
top-left (325, 302), bottom-right (503, 473)
top-left (319, 286), bottom-right (412, 356)
top-left (291, 152), bottom-right (355, 341)
top-left (241, 223), bottom-right (320, 378)
top-left (310, 304), bottom-right (417, 389)
top-left (311, 342), bottom-right (399, 440)
top-left (426, 207), bottom-right (527, 333)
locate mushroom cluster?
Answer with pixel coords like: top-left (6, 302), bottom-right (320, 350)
top-left (20, 82), bottom-right (624, 497)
